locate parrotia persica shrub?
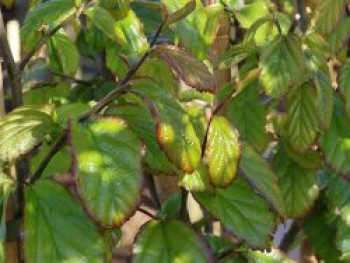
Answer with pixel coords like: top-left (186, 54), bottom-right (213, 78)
top-left (1, 0), bottom-right (350, 262)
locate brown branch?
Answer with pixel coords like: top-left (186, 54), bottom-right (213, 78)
top-left (0, 8), bottom-right (22, 107)
top-left (279, 220), bottom-right (301, 253)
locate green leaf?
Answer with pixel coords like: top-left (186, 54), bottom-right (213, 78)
top-left (336, 220), bottom-right (350, 261)
top-left (105, 45), bottom-right (129, 79)
top-left (195, 178), bottom-right (275, 248)
top-left (326, 176), bottom-right (350, 226)
top-left (204, 116), bottom-right (240, 187)
top-left (315, 0), bottom-right (346, 34)
top-left (314, 66), bottom-right (334, 130)
top-left (319, 97), bottom-right (350, 175)
top-left (158, 192), bottom-right (182, 220)
top-left (136, 55), bottom-right (178, 95)
top-left (133, 220), bottom-right (212, 262)
top-left (132, 79), bottom-right (201, 173)
top-left (304, 204), bottom-right (341, 263)
top-left (204, 234), bottom-right (234, 259)
top-left (47, 33), bottom-right (80, 76)
top-left (274, 145), bottom-right (319, 218)
top-left (0, 172), bottom-right (14, 262)
top-left (30, 143), bottom-right (70, 178)
top-left (179, 163), bottom-right (212, 192)
top-left (0, 106), bottom-right (58, 164)
top-left (285, 84), bottom-right (319, 153)
top-left (329, 17), bottom-right (350, 53)
top-left (71, 118), bottom-right (142, 227)
top-left (218, 41), bottom-right (256, 70)
top-left (240, 144), bottom-right (285, 216)
top-left (85, 7), bottom-right (148, 55)
top-left (21, 0), bottom-right (77, 51)
top-left (99, 0), bottom-right (130, 19)
top-left (24, 180), bottom-right (105, 262)
top-left (244, 248), bottom-right (295, 262)
top-left (225, 81), bottom-right (270, 153)
top-left (156, 45), bottom-right (215, 92)
top-left (55, 103), bottom-right (91, 126)
top-left (260, 34), bottom-right (306, 98)
top-left (234, 0), bottom-right (269, 29)
top-left (161, 0), bottom-right (223, 59)
top-left (340, 59), bottom-right (350, 118)
top-left (106, 104), bottom-right (177, 174)
top-left (24, 83), bottom-right (70, 106)
top-left (162, 0), bottom-right (196, 25)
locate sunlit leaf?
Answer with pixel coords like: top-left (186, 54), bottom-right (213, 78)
top-left (71, 118), bottom-right (142, 227)
top-left (0, 106), bottom-right (58, 164)
top-left (204, 116), bottom-right (240, 187)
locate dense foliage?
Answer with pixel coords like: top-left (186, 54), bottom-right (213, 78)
top-left (1, 0), bottom-right (350, 262)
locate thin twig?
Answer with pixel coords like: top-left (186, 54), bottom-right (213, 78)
top-left (0, 9), bottom-right (22, 107)
top-left (78, 23), bottom-right (164, 122)
top-left (138, 208), bottom-right (158, 220)
top-left (29, 132), bottom-right (67, 184)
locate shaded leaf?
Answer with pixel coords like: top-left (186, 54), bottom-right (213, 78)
top-left (285, 84), bottom-right (319, 153)
top-left (340, 59), bottom-right (350, 118)
top-left (24, 83), bottom-right (70, 106)
top-left (304, 204), bottom-right (341, 263)
top-left (240, 144), bottom-right (285, 216)
top-left (71, 118), bottom-right (142, 227)
top-left (24, 180), bottom-right (105, 262)
top-left (195, 178), bottom-right (275, 248)
top-left (156, 45), bottom-right (215, 92)
top-left (274, 146), bottom-right (319, 218)
top-left (204, 116), bottom-right (240, 187)
top-left (319, 97), bottom-right (350, 175)
top-left (133, 220), bottom-right (212, 263)
top-left (315, 0), bottom-right (346, 34)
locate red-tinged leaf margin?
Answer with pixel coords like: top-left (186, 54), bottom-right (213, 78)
top-left (132, 220), bottom-right (215, 263)
top-left (67, 117), bottom-right (144, 228)
top-left (155, 44), bottom-right (216, 93)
